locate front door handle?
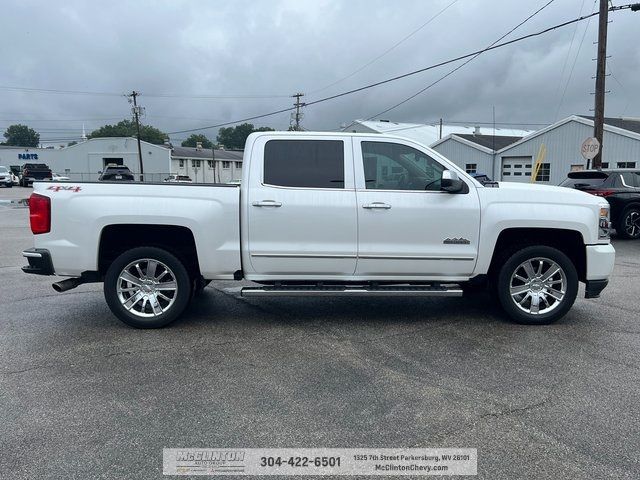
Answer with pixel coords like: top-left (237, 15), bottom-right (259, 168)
top-left (363, 202), bottom-right (391, 209)
top-left (252, 200), bottom-right (282, 207)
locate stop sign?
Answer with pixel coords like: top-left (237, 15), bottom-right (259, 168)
top-left (581, 137), bottom-right (600, 160)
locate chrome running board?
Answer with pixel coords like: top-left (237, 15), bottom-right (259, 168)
top-left (241, 285), bottom-right (463, 297)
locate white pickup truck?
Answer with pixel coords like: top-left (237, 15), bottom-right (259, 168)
top-left (23, 132), bottom-right (615, 328)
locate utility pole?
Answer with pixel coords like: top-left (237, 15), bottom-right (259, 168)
top-left (291, 93), bottom-right (305, 131)
top-left (591, 0), bottom-right (609, 170)
top-left (128, 91), bottom-right (145, 181)
top-left (439, 118), bottom-right (443, 140)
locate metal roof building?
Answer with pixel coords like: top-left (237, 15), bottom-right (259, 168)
top-left (432, 115), bottom-right (640, 184)
top-left (343, 119), bottom-right (532, 146)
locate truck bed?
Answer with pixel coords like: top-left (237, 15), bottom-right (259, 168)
top-left (30, 181), bottom-right (242, 279)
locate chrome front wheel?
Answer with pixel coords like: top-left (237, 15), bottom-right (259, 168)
top-left (509, 257), bottom-right (567, 315)
top-left (497, 246), bottom-right (578, 325)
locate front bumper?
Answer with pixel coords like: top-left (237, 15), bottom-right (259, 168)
top-left (22, 248), bottom-right (55, 275)
top-left (584, 243), bottom-right (615, 298)
top-left (585, 244), bottom-right (615, 280)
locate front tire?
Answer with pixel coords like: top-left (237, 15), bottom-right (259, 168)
top-left (104, 247), bottom-right (192, 328)
top-left (618, 206), bottom-right (640, 240)
top-left (496, 246), bottom-right (578, 325)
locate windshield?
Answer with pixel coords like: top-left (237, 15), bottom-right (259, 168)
top-left (0, 166), bottom-right (8, 173)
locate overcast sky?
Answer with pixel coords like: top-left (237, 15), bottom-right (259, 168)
top-left (1, 0), bottom-right (639, 145)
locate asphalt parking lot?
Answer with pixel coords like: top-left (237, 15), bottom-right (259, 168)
top-left (1, 186), bottom-right (639, 479)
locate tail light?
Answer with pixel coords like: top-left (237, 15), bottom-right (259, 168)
top-left (29, 193), bottom-right (50, 234)
top-left (590, 189), bottom-right (615, 197)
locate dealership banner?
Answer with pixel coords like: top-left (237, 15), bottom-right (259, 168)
top-left (163, 448), bottom-right (477, 476)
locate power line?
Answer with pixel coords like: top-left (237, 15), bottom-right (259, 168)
top-left (365, 0), bottom-right (557, 120)
top-left (0, 85), bottom-right (288, 99)
top-left (308, 0), bottom-right (460, 95)
top-left (167, 5), bottom-right (631, 135)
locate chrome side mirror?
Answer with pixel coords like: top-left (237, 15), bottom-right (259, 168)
top-left (441, 170), bottom-right (464, 193)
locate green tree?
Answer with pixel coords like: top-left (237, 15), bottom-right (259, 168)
top-left (3, 124), bottom-right (40, 147)
top-left (216, 123), bottom-right (275, 150)
top-left (88, 119), bottom-right (167, 145)
top-left (181, 134), bottom-right (213, 149)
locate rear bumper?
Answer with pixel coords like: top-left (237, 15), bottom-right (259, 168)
top-left (22, 248), bottom-right (55, 276)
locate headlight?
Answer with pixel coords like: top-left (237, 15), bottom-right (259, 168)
top-left (599, 205), bottom-right (610, 239)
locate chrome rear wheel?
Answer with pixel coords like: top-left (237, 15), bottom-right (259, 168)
top-left (116, 259), bottom-right (178, 318)
top-left (104, 247), bottom-right (192, 328)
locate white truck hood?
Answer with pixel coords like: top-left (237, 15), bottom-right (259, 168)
top-left (485, 182), bottom-right (608, 208)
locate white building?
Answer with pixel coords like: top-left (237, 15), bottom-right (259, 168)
top-left (0, 137), bottom-right (172, 182)
top-left (432, 115), bottom-right (640, 185)
top-left (170, 146), bottom-right (243, 183)
top-left (343, 119), bottom-right (531, 146)
top-left (0, 137), bottom-right (246, 183)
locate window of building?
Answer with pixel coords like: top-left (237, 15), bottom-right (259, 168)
top-left (361, 141), bottom-right (445, 191)
top-left (222, 161), bottom-right (231, 169)
top-left (601, 162), bottom-right (609, 169)
top-left (179, 159), bottom-right (184, 168)
top-left (617, 161), bottom-right (636, 169)
top-left (535, 163), bottom-right (550, 182)
top-left (264, 139), bottom-right (344, 188)
top-left (465, 163), bottom-right (477, 174)
top-left (235, 161), bottom-right (242, 169)
top-left (207, 160), bottom-right (214, 169)
top-left (191, 160), bottom-right (201, 168)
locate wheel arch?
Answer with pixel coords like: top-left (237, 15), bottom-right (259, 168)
top-left (98, 224), bottom-right (201, 279)
top-left (487, 227), bottom-right (586, 282)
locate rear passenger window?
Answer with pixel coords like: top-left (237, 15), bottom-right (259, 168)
top-left (264, 140), bottom-right (344, 188)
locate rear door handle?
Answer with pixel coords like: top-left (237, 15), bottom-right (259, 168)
top-left (252, 200), bottom-right (282, 207)
top-left (363, 202), bottom-right (391, 209)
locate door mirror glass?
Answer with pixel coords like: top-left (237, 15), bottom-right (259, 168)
top-left (441, 170), bottom-right (464, 193)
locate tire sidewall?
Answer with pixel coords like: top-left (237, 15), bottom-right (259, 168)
top-left (497, 245), bottom-right (578, 325)
top-left (104, 246), bottom-right (192, 328)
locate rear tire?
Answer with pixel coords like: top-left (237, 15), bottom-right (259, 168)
top-left (104, 247), bottom-right (192, 328)
top-left (496, 245), bottom-right (578, 325)
top-left (618, 206), bottom-right (640, 240)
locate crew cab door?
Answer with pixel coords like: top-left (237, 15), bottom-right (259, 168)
top-left (245, 136), bottom-right (357, 277)
top-left (353, 138), bottom-right (481, 278)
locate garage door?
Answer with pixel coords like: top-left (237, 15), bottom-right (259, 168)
top-left (501, 156), bottom-right (532, 183)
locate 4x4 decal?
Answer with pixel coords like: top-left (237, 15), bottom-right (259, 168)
top-left (47, 185), bottom-right (82, 192)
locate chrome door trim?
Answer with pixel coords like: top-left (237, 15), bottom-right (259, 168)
top-left (251, 253), bottom-right (358, 259)
top-left (358, 255), bottom-right (475, 261)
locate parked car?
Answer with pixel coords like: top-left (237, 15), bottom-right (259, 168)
top-left (98, 164), bottom-right (135, 182)
top-left (20, 163), bottom-right (52, 187)
top-left (560, 169), bottom-right (640, 239)
top-left (9, 166), bottom-right (21, 185)
top-left (22, 131), bottom-right (614, 329)
top-left (471, 172), bottom-right (493, 185)
top-left (0, 166), bottom-right (13, 188)
top-left (51, 173), bottom-right (70, 181)
top-left (164, 175), bottom-right (193, 183)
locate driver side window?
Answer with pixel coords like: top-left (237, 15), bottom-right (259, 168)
top-left (361, 141), bottom-right (445, 191)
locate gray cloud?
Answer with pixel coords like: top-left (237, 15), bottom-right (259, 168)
top-left (1, 0), bottom-right (639, 144)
